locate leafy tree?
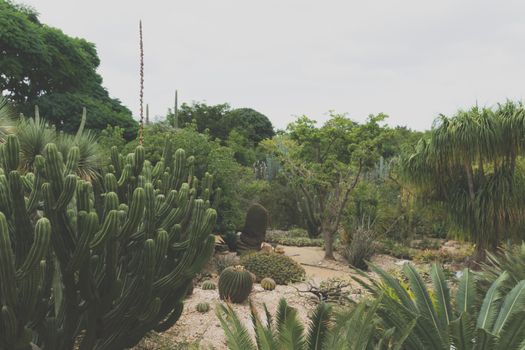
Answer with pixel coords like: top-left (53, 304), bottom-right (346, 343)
top-left (175, 102), bottom-right (274, 146)
top-left (402, 101), bottom-right (525, 259)
top-left (263, 113), bottom-right (389, 259)
top-left (0, 0), bottom-right (138, 138)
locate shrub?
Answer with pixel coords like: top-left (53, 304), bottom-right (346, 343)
top-left (218, 266), bottom-right (253, 303)
top-left (342, 228), bottom-right (377, 270)
top-left (265, 231), bottom-right (324, 247)
top-left (0, 136), bottom-right (217, 349)
top-left (240, 252), bottom-right (305, 284)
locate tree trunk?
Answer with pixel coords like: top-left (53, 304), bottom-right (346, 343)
top-left (323, 229), bottom-right (335, 260)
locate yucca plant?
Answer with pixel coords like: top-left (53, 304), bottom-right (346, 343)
top-left (216, 298), bottom-right (402, 350)
top-left (355, 263), bottom-right (525, 349)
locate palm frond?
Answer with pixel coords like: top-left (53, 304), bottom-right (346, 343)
top-left (306, 302), bottom-right (332, 350)
top-left (492, 280), bottom-right (525, 335)
top-left (216, 303), bottom-right (256, 350)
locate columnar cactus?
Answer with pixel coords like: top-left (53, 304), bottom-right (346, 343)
top-left (218, 266), bottom-right (253, 303)
top-left (0, 136), bottom-right (217, 350)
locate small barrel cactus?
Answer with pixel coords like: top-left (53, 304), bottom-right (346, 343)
top-left (201, 280), bottom-right (216, 290)
top-left (196, 302), bottom-right (210, 313)
top-left (218, 265), bottom-right (253, 303)
top-left (260, 277), bottom-right (276, 291)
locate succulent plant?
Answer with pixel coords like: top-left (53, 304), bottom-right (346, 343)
top-left (0, 135), bottom-right (218, 350)
top-left (260, 277), bottom-right (276, 291)
top-left (218, 265), bottom-right (253, 303)
top-left (196, 302), bottom-right (210, 313)
top-left (237, 203), bottom-right (268, 254)
top-left (240, 252), bottom-right (305, 284)
top-left (201, 280), bottom-right (216, 290)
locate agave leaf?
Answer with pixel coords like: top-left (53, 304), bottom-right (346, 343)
top-left (456, 269), bottom-right (476, 316)
top-left (306, 302), bottom-right (332, 350)
top-left (216, 303), bottom-right (256, 350)
top-left (449, 313), bottom-right (475, 350)
top-left (403, 264), bottom-right (447, 349)
top-left (494, 311), bottom-right (525, 350)
top-left (492, 280), bottom-right (525, 335)
top-left (476, 271), bottom-right (508, 330)
top-left (431, 264), bottom-right (453, 328)
top-left (250, 301), bottom-right (277, 350)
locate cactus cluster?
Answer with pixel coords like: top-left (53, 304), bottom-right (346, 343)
top-left (218, 266), bottom-right (253, 304)
top-left (0, 135), bottom-right (219, 350)
top-left (260, 277), bottom-right (276, 291)
top-left (201, 280), bottom-right (216, 290)
top-left (195, 302), bottom-right (210, 313)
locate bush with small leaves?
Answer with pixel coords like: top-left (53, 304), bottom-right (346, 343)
top-left (260, 277), bottom-right (276, 291)
top-left (240, 252), bottom-right (305, 284)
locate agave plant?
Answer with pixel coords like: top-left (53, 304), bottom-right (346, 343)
top-left (356, 263), bottom-right (525, 349)
top-left (216, 298), bottom-right (402, 350)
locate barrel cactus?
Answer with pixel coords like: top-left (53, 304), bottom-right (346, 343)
top-left (260, 277), bottom-right (276, 291)
top-left (218, 265), bottom-right (253, 303)
top-left (201, 280), bottom-right (216, 290)
top-left (0, 135), bottom-right (219, 350)
top-left (196, 302), bottom-right (210, 313)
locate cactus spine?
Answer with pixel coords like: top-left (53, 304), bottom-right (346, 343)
top-left (0, 136), bottom-right (218, 350)
top-left (218, 266), bottom-right (253, 304)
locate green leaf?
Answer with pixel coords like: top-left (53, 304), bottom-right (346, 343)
top-left (492, 280), bottom-right (525, 335)
top-left (456, 269), bottom-right (476, 316)
top-left (216, 303), bottom-right (256, 350)
top-left (476, 271), bottom-right (508, 330)
top-left (306, 302), bottom-right (332, 350)
top-left (431, 264), bottom-right (453, 328)
top-left (449, 313), bottom-right (475, 350)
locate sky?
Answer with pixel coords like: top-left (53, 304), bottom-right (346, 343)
top-left (20, 0), bottom-right (525, 130)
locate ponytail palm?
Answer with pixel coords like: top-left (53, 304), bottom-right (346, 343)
top-left (402, 101), bottom-right (525, 257)
top-left (355, 263), bottom-right (525, 349)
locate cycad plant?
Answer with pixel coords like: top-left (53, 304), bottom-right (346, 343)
top-left (402, 101), bottom-right (525, 258)
top-left (479, 242), bottom-right (525, 292)
top-left (355, 263), bottom-right (525, 349)
top-left (216, 298), bottom-right (403, 350)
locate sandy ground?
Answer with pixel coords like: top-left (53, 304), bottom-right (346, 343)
top-left (135, 246), bottom-right (409, 349)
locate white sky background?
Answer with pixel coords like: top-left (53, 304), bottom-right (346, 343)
top-left (19, 0), bottom-right (525, 130)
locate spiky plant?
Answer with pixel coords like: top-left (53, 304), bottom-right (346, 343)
top-left (479, 242), bottom-right (525, 292)
top-left (354, 262), bottom-right (525, 349)
top-left (201, 280), bottom-right (216, 290)
top-left (216, 298), bottom-right (400, 350)
top-left (0, 96), bottom-right (15, 139)
top-left (402, 101), bottom-right (525, 258)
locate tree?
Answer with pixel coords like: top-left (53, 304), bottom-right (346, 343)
top-left (226, 107), bottom-right (274, 145)
top-left (175, 102), bottom-right (274, 145)
top-left (263, 113), bottom-right (388, 259)
top-left (402, 101), bottom-right (525, 259)
top-left (0, 0), bottom-right (138, 138)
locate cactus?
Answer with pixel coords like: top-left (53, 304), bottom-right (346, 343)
top-left (218, 266), bottom-right (253, 304)
top-left (236, 203), bottom-right (269, 254)
top-left (201, 280), bottom-right (216, 290)
top-left (260, 277), bottom-right (276, 291)
top-left (195, 302), bottom-right (210, 313)
top-left (0, 136), bottom-right (217, 350)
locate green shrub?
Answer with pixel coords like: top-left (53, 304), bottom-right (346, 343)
top-left (266, 231), bottom-right (324, 247)
top-left (240, 252), bottom-right (305, 284)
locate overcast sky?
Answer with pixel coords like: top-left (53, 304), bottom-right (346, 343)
top-left (20, 0), bottom-right (525, 130)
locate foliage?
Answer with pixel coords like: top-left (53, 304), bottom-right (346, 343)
top-left (0, 1), bottom-right (137, 137)
top-left (263, 113), bottom-right (391, 258)
top-left (480, 242), bottom-right (525, 292)
top-left (413, 246), bottom-right (473, 264)
top-left (175, 102), bottom-right (274, 146)
top-left (218, 266), bottom-right (253, 303)
top-left (402, 101), bottom-right (525, 257)
top-left (0, 135), bottom-right (216, 349)
top-left (240, 252), bottom-right (305, 284)
top-left (265, 231), bottom-right (324, 247)
top-left (341, 227), bottom-right (377, 270)
top-left (260, 277), bottom-right (276, 291)
top-left (216, 298), bottom-right (401, 350)
top-left (354, 262), bottom-right (525, 349)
